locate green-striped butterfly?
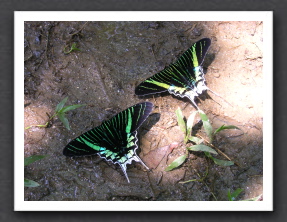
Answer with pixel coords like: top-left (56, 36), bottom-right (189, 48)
top-left (135, 38), bottom-right (220, 109)
top-left (63, 102), bottom-right (153, 183)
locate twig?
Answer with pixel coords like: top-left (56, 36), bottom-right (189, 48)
top-left (69, 21), bottom-right (89, 36)
top-left (179, 167), bottom-right (217, 201)
top-left (25, 112), bottom-right (57, 130)
top-left (196, 134), bottom-right (242, 168)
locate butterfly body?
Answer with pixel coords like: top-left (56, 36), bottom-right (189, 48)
top-left (63, 102), bottom-right (153, 183)
top-left (135, 38), bottom-right (212, 109)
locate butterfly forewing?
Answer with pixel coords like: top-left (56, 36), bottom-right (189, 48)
top-left (174, 38), bottom-right (211, 68)
top-left (134, 66), bottom-right (175, 95)
top-left (107, 101), bottom-right (153, 133)
top-left (63, 124), bottom-right (105, 156)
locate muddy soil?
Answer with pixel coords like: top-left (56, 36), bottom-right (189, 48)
top-left (24, 21), bottom-right (263, 201)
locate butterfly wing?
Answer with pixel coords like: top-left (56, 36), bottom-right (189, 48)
top-left (135, 38), bottom-right (211, 96)
top-left (63, 102), bottom-right (153, 157)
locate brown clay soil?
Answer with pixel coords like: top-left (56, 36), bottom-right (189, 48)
top-left (24, 21), bottom-right (263, 201)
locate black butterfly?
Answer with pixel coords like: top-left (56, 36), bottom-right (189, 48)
top-left (63, 102), bottom-right (153, 183)
top-left (135, 38), bottom-right (222, 109)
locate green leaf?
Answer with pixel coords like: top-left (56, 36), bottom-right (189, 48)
top-left (227, 189), bottom-right (232, 200)
top-left (24, 155), bottom-right (47, 166)
top-left (198, 110), bottom-right (213, 142)
top-left (198, 109), bottom-right (208, 121)
top-left (214, 125), bottom-right (241, 135)
top-left (228, 188), bottom-right (244, 201)
top-left (176, 107), bottom-right (186, 135)
top-left (186, 111), bottom-right (197, 138)
top-left (64, 43), bottom-right (81, 54)
top-left (59, 104), bottom-right (85, 113)
top-left (187, 144), bottom-right (218, 155)
top-left (58, 113), bottom-right (70, 130)
top-left (164, 154), bottom-right (187, 171)
top-left (71, 43), bottom-right (81, 51)
top-left (179, 178), bottom-right (198, 184)
top-left (188, 136), bottom-right (203, 145)
top-left (24, 178), bottom-right (40, 187)
top-left (213, 158), bottom-right (234, 166)
top-left (205, 152), bottom-right (234, 166)
top-left (55, 97), bottom-right (68, 113)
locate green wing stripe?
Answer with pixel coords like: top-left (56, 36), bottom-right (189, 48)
top-left (144, 79), bottom-right (170, 89)
top-left (106, 102), bottom-right (152, 133)
top-left (125, 106), bottom-right (133, 133)
top-left (135, 66), bottom-right (176, 95)
top-left (76, 137), bottom-right (101, 151)
top-left (176, 43), bottom-right (198, 68)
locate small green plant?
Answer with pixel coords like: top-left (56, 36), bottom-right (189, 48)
top-left (165, 108), bottom-right (241, 171)
top-left (25, 97), bottom-right (85, 130)
top-left (24, 155), bottom-right (47, 187)
top-left (63, 43), bottom-right (81, 54)
top-left (228, 188), bottom-right (244, 201)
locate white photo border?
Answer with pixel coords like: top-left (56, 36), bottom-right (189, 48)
top-left (15, 11), bottom-right (273, 211)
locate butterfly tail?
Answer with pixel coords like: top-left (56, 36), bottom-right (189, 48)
top-left (119, 163), bottom-right (130, 183)
top-left (133, 154), bottom-right (149, 170)
top-left (118, 155), bottom-right (148, 183)
top-left (190, 99), bottom-right (199, 109)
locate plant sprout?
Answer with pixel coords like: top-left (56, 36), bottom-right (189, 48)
top-left (25, 97), bottom-right (85, 130)
top-left (63, 43), bottom-right (81, 54)
top-left (165, 108), bottom-right (241, 171)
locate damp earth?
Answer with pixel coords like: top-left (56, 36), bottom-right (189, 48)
top-left (24, 21), bottom-right (263, 201)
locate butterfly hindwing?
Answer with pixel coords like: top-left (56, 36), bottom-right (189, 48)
top-left (95, 128), bottom-right (137, 164)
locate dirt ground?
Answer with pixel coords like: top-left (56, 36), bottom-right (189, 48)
top-left (24, 21), bottom-right (263, 201)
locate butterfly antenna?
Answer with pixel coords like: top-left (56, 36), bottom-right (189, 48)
top-left (207, 88), bottom-right (233, 107)
top-left (139, 158), bottom-right (150, 170)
